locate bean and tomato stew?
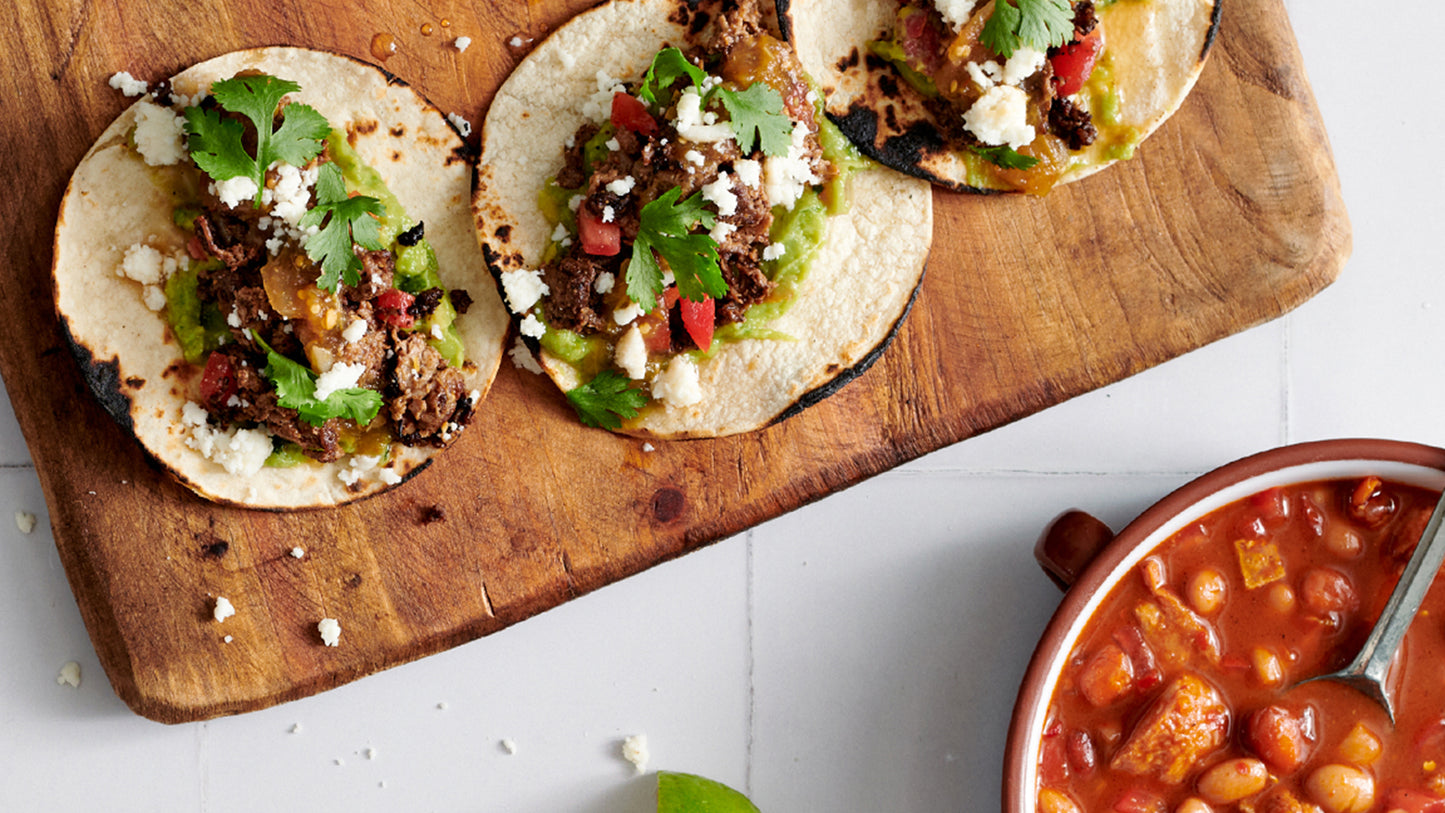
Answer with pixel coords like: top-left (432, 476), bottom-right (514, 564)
top-left (1038, 477), bottom-right (1445, 813)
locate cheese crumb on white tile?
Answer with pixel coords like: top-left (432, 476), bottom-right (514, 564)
top-left (290, 723), bottom-right (303, 734)
top-left (500, 739), bottom-right (518, 755)
top-left (132, 100), bottom-right (186, 166)
top-left (499, 268), bottom-right (550, 314)
top-left (508, 337), bottom-right (544, 374)
top-left (621, 734), bottom-right (649, 774)
top-left (453, 36), bottom-right (472, 53)
top-left (365, 747), bottom-right (378, 760)
top-left (446, 112), bottom-right (472, 137)
top-left (108, 70), bottom-right (148, 97)
top-left (318, 618), bottom-right (342, 647)
top-left (213, 596), bottom-right (236, 622)
top-left (56, 661), bottom-right (81, 688)
top-left (650, 356), bottom-right (703, 407)
top-left (15, 511), bottom-right (36, 534)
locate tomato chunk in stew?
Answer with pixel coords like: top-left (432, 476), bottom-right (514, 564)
top-left (1038, 477), bottom-right (1445, 813)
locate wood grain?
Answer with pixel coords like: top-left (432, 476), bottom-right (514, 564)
top-left (0, 0), bottom-right (1347, 722)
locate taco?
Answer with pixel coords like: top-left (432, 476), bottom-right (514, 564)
top-left (473, 0), bottom-right (933, 438)
top-left (779, 0), bottom-right (1221, 194)
top-left (53, 48), bottom-right (509, 509)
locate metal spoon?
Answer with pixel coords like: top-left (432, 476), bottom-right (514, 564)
top-left (1301, 487), bottom-right (1445, 723)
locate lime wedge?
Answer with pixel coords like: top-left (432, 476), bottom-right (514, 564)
top-left (656, 771), bottom-right (761, 812)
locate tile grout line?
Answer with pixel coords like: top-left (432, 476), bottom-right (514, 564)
top-left (744, 526), bottom-right (756, 798)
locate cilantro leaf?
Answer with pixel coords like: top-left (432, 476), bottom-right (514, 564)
top-left (626, 188), bottom-right (724, 311)
top-left (298, 163), bottom-right (387, 292)
top-left (971, 144), bottom-right (1039, 170)
top-left (184, 74), bottom-right (330, 207)
top-left (980, 0), bottom-right (1074, 59)
top-left (717, 83), bottom-right (793, 157)
top-left (637, 47), bottom-right (707, 107)
top-left (253, 334), bottom-right (383, 428)
top-left (566, 370), bottom-right (648, 430)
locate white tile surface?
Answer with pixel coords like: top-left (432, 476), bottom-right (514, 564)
top-left (2, 1), bottom-right (1438, 810)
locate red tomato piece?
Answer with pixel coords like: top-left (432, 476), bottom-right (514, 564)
top-left (1387, 789), bottom-right (1445, 813)
top-left (200, 351), bottom-right (237, 407)
top-left (611, 92), bottom-right (658, 135)
top-left (1249, 486), bottom-right (1292, 528)
top-left (376, 288), bottom-right (416, 329)
top-left (1244, 704), bottom-right (1316, 774)
top-left (678, 295), bottom-right (714, 352)
top-left (1050, 29), bottom-right (1103, 97)
top-left (578, 209), bottom-right (621, 257)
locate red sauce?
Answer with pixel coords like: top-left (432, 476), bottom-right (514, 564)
top-left (1038, 477), bottom-right (1445, 813)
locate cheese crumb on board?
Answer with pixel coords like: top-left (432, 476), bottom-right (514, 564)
top-left (56, 661), bottom-right (81, 688)
top-left (108, 70), bottom-right (148, 97)
top-left (454, 36), bottom-right (472, 53)
top-left (290, 547), bottom-right (305, 559)
top-left (213, 596), bottom-right (235, 622)
top-left (318, 618), bottom-right (341, 647)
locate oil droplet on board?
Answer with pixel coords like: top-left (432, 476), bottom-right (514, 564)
top-left (440, 18), bottom-right (452, 28)
top-left (420, 23), bottom-right (434, 36)
top-left (370, 32), bottom-right (397, 61)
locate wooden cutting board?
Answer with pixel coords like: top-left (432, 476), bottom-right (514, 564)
top-left (0, 0), bottom-right (1347, 722)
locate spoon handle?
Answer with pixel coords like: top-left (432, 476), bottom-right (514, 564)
top-left (1337, 487), bottom-right (1445, 709)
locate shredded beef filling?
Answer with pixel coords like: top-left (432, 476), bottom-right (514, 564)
top-left (542, 15), bottom-right (830, 351)
top-left (190, 194), bottom-right (471, 463)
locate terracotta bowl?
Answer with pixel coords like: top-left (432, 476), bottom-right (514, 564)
top-left (1001, 438), bottom-right (1445, 813)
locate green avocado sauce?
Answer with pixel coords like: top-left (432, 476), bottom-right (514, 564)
top-left (324, 131), bottom-right (466, 368)
top-left (164, 259), bottom-right (230, 365)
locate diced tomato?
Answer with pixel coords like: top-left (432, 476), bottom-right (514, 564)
top-left (199, 351), bottom-right (237, 407)
top-left (610, 92), bottom-right (657, 135)
top-left (1039, 724), bottom-right (1071, 786)
top-left (1050, 28), bottom-right (1103, 97)
top-left (1387, 789), bottom-right (1445, 813)
top-left (186, 234), bottom-right (208, 260)
top-left (1250, 486), bottom-right (1292, 527)
top-left (578, 209), bottom-right (621, 257)
top-left (376, 288), bottom-right (416, 329)
top-left (1112, 788), bottom-right (1165, 813)
top-left (678, 295), bottom-right (714, 352)
top-left (1110, 626), bottom-right (1161, 692)
top-left (898, 8), bottom-right (940, 68)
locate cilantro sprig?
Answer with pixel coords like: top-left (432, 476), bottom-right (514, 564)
top-left (252, 334), bottom-right (383, 427)
top-left (971, 144), bottom-right (1039, 170)
top-left (298, 162), bottom-right (387, 293)
top-left (981, 0), bottom-right (1075, 59)
top-left (634, 47), bottom-right (794, 158)
top-left (184, 75), bottom-right (330, 207)
top-left (566, 370), bottom-right (648, 430)
top-left (716, 83), bottom-right (792, 156)
top-left (637, 47), bottom-right (707, 107)
top-left (627, 188), bottom-right (725, 312)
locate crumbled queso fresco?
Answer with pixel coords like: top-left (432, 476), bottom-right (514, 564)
top-left (317, 618), bottom-right (341, 647)
top-left (213, 596), bottom-right (236, 622)
top-left (447, 112), bottom-right (472, 137)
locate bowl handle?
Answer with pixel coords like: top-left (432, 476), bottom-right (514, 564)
top-left (1034, 510), bottom-right (1115, 591)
